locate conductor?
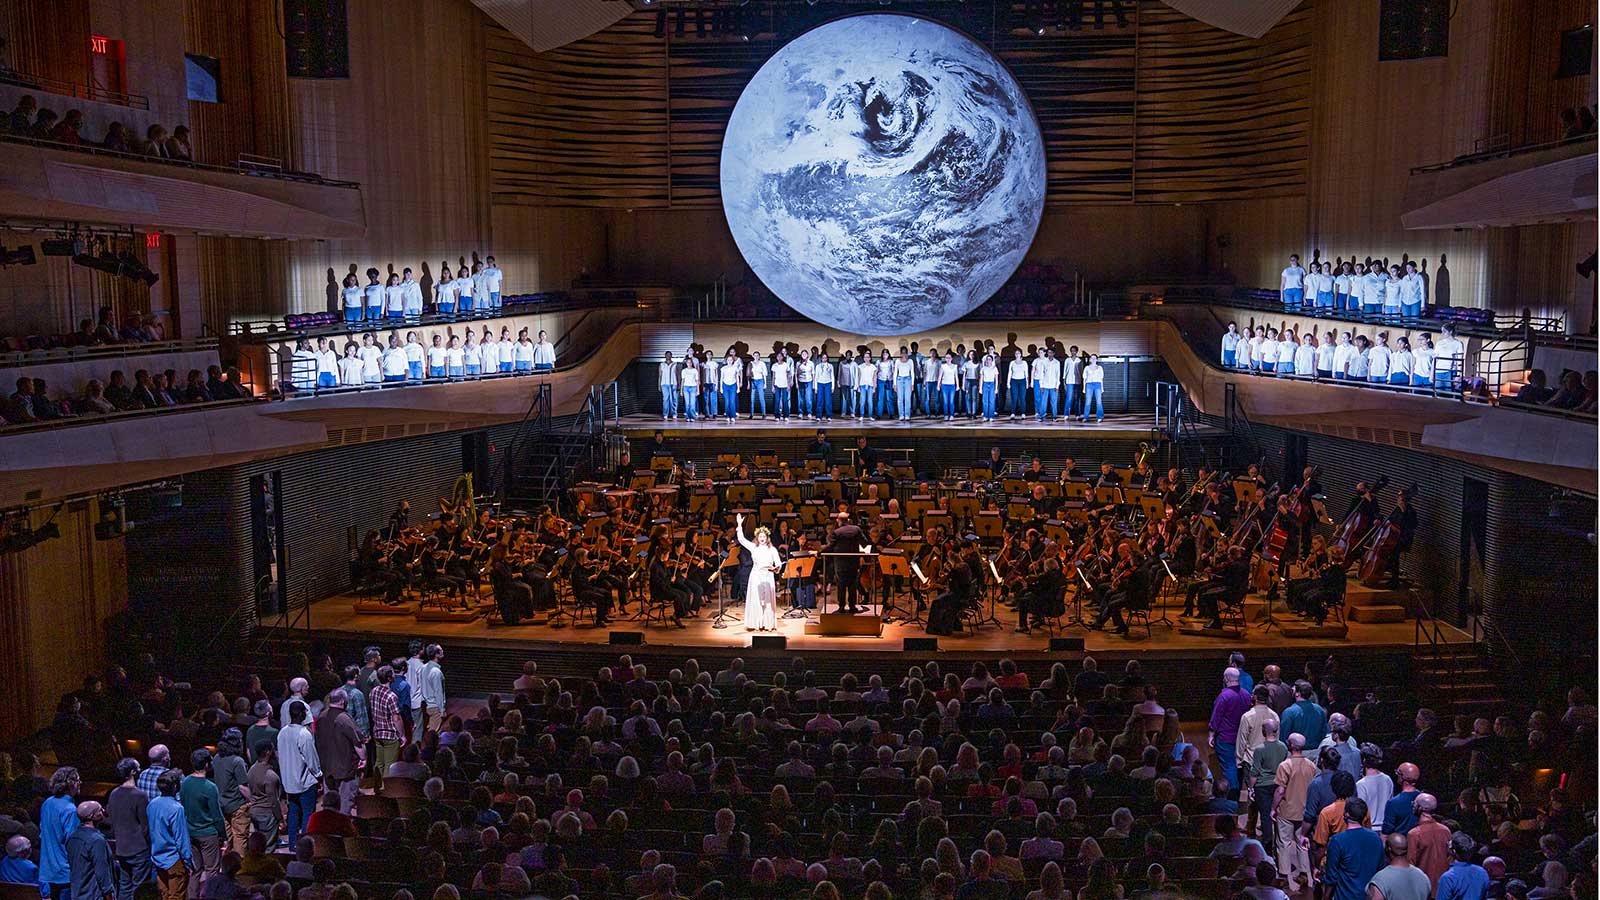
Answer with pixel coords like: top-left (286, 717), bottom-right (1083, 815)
top-left (827, 512), bottom-right (867, 613)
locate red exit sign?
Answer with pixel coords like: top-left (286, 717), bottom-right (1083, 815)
top-left (91, 35), bottom-right (109, 54)
top-left (145, 234), bottom-right (161, 249)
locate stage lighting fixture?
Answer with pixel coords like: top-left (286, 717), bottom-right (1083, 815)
top-left (40, 237), bottom-right (83, 256)
top-left (0, 244), bottom-right (37, 267)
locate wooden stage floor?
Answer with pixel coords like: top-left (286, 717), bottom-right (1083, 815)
top-left (616, 412), bottom-right (1210, 442)
top-left (297, 591), bottom-right (1467, 659)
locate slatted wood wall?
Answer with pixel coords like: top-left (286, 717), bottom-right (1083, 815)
top-left (486, 0), bottom-right (1313, 209)
top-left (2, 0), bottom-right (91, 89)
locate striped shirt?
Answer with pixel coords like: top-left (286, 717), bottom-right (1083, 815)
top-left (369, 684), bottom-right (402, 743)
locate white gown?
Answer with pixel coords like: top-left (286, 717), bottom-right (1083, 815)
top-left (738, 532), bottom-right (782, 631)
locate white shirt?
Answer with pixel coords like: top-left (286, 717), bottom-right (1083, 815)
top-left (1432, 337), bottom-right (1464, 376)
top-left (1347, 348), bottom-right (1371, 378)
top-left (1390, 349), bottom-right (1413, 379)
top-left (484, 265), bottom-right (503, 293)
top-left (659, 361), bottom-right (678, 387)
top-left (1368, 345), bottom-right (1391, 378)
top-left (1277, 339), bottom-right (1296, 363)
top-left (1030, 357), bottom-right (1047, 384)
top-left (980, 361), bottom-right (998, 383)
top-left (337, 356), bottom-right (363, 386)
top-left (317, 349), bottom-right (338, 377)
top-left (1008, 358), bottom-right (1029, 381)
top-left (1312, 271), bottom-right (1334, 294)
top-left (960, 359), bottom-right (979, 382)
top-left (749, 357), bottom-right (768, 382)
top-left (1356, 772), bottom-right (1395, 830)
top-left (875, 359), bottom-right (893, 381)
top-left (1039, 358), bottom-right (1062, 389)
top-left (1239, 337), bottom-right (1254, 366)
top-left (681, 364), bottom-right (699, 388)
top-left (1293, 344), bottom-right (1315, 375)
top-left (403, 279), bottom-right (423, 314)
top-left (514, 341), bottom-right (535, 362)
top-left (938, 362), bottom-right (959, 385)
top-left (480, 339), bottom-right (500, 369)
top-left (1362, 272), bottom-right (1385, 306)
top-left (1413, 344), bottom-right (1435, 379)
top-left (446, 345), bottom-right (465, 367)
top-left (1280, 265), bottom-right (1306, 292)
top-left (531, 340), bottom-right (555, 366)
top-left (1383, 277), bottom-right (1403, 310)
top-left (420, 661), bottom-right (444, 710)
top-left (813, 360), bottom-right (833, 384)
top-left (497, 339), bottom-right (515, 363)
top-left (1221, 332), bottom-right (1241, 355)
top-left (455, 276), bottom-right (473, 299)
top-left (1333, 273), bottom-right (1351, 296)
top-left (894, 358), bottom-right (915, 379)
top-left (385, 285), bottom-right (404, 312)
top-left (1083, 363), bottom-right (1104, 384)
top-left (276, 723), bottom-right (321, 795)
top-left (359, 345), bottom-right (382, 378)
top-left (405, 656), bottom-right (426, 710)
top-left (382, 346), bottom-right (408, 376)
top-left (920, 356), bottom-right (939, 381)
top-left (1400, 272), bottom-right (1425, 306)
top-left (363, 283), bottom-right (383, 308)
top-left (341, 286), bottom-right (363, 309)
top-left (1315, 342), bottom-right (1335, 372)
top-left (463, 342), bottom-right (481, 367)
top-left (435, 280), bottom-right (457, 307)
top-left (1258, 339), bottom-right (1279, 365)
top-left (1333, 343), bottom-right (1357, 375)
top-left (797, 359), bottom-right (813, 382)
top-left (290, 349), bottom-right (317, 388)
top-left (720, 359), bottom-right (741, 385)
top-left (404, 341), bottom-right (424, 364)
top-left (472, 270), bottom-right (488, 299)
top-left (1061, 355), bottom-right (1080, 385)
top-left (771, 360), bottom-right (791, 388)
top-left (427, 345), bottom-right (446, 368)
top-left (857, 361), bottom-right (877, 385)
top-left (702, 358), bottom-right (719, 385)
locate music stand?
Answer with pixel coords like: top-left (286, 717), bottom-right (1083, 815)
top-left (754, 449), bottom-right (779, 467)
top-left (838, 464), bottom-right (857, 479)
top-left (968, 466), bottom-right (993, 483)
top-left (759, 499), bottom-right (782, 525)
top-left (629, 473), bottom-right (656, 492)
top-left (950, 493), bottom-right (980, 522)
top-left (891, 463), bottom-right (914, 480)
top-left (688, 490), bottom-right (718, 517)
top-left (814, 478), bottom-right (843, 504)
top-left (709, 466), bottom-right (730, 481)
top-left (781, 556), bottom-right (817, 619)
top-left (583, 513), bottom-right (607, 538)
top-left (1003, 478), bottom-right (1029, 495)
top-left (1094, 486), bottom-right (1123, 507)
top-left (1113, 466), bottom-right (1133, 485)
top-left (1007, 501), bottom-right (1033, 522)
top-left (922, 511), bottom-right (953, 538)
top-left (775, 483), bottom-right (802, 504)
top-left (712, 544), bottom-right (743, 628)
top-left (1232, 479), bottom-right (1259, 504)
top-left (801, 500), bottom-right (828, 527)
top-left (906, 494), bottom-right (934, 522)
top-left (804, 455), bottom-right (825, 474)
top-left (726, 482), bottom-right (756, 505)
top-left (880, 513), bottom-right (905, 540)
top-left (1139, 494), bottom-right (1166, 520)
top-left (1061, 480), bottom-right (1090, 501)
top-left (975, 511), bottom-right (1004, 541)
top-left (717, 452), bottom-right (741, 467)
top-left (650, 453), bottom-right (674, 472)
top-left (879, 551), bottom-right (916, 624)
top-left (1045, 519), bottom-right (1071, 545)
top-left (1063, 506), bottom-right (1089, 524)
top-left (1043, 481), bottom-right (1064, 497)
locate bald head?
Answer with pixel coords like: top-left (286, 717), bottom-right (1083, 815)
top-left (75, 800), bottom-right (104, 823)
top-left (1385, 833), bottom-right (1410, 859)
top-left (1287, 733), bottom-right (1306, 751)
top-left (1396, 762), bottom-right (1420, 786)
top-left (1223, 667), bottom-right (1241, 687)
top-left (1414, 793), bottom-right (1439, 816)
top-left (148, 744), bottom-right (170, 767)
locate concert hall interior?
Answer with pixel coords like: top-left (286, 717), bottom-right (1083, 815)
top-left (0, 1), bottom-right (1595, 899)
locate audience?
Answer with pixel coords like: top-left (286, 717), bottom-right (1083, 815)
top-left (4, 94), bottom-right (198, 165)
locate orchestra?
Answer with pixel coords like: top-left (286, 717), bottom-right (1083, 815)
top-left (349, 438), bottom-right (1421, 642)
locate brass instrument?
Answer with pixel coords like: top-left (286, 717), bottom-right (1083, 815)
top-left (1134, 441), bottom-right (1152, 471)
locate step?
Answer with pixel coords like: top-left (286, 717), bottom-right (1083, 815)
top-left (1345, 603), bottom-right (1408, 623)
top-left (1178, 623), bottom-right (1246, 640)
top-left (1279, 622), bottom-right (1350, 639)
top-left (1345, 584), bottom-right (1412, 607)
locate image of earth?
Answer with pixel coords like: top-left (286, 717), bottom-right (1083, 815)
top-left (720, 13), bottom-right (1047, 336)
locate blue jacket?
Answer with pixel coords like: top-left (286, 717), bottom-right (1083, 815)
top-left (148, 796), bottom-right (194, 870)
top-left (1280, 699), bottom-right (1328, 747)
top-left (38, 795), bottom-right (78, 884)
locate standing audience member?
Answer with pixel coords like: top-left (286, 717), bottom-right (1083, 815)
top-left (149, 771), bottom-right (194, 900)
top-left (275, 702), bottom-right (320, 845)
top-left (180, 749), bottom-right (224, 896)
top-left (1366, 833), bottom-right (1432, 900)
top-left (106, 758), bottom-right (150, 900)
top-left (65, 801), bottom-right (113, 900)
top-left (313, 690), bottom-right (362, 815)
top-left (39, 767), bottom-right (81, 900)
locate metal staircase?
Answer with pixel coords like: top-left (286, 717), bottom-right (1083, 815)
top-left (503, 381), bottom-right (621, 512)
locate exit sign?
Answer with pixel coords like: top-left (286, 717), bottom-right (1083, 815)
top-left (91, 35), bottom-right (109, 54)
top-left (145, 234), bottom-right (161, 249)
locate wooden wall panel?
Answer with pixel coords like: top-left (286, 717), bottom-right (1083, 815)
top-left (0, 502), bottom-right (128, 743)
top-left (182, 0), bottom-right (290, 166)
top-left (487, 205), bottom-right (610, 294)
top-left (1487, 0), bottom-right (1597, 148)
top-left (0, 230), bottom-right (157, 339)
top-left (283, 0), bottom-right (492, 312)
top-left (195, 236), bottom-right (290, 332)
top-left (3, 0), bottom-right (91, 88)
top-left (1133, 2), bottom-right (1312, 201)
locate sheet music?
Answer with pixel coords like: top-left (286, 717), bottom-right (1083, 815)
top-left (987, 559), bottom-right (1001, 581)
top-left (910, 562), bottom-right (928, 584)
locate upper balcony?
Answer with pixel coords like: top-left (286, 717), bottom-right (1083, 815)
top-left (1401, 135), bottom-right (1597, 230)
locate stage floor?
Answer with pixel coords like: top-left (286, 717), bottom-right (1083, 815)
top-left (617, 412), bottom-right (1211, 442)
top-left (297, 591), bottom-right (1467, 657)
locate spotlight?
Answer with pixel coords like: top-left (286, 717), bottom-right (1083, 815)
top-left (0, 244), bottom-right (36, 267)
top-left (40, 236), bottom-right (83, 256)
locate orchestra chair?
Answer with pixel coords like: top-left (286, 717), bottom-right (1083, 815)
top-left (1218, 585), bottom-right (1248, 632)
top-left (1124, 601), bottom-right (1154, 639)
top-left (642, 583), bottom-right (674, 627)
top-left (1035, 584), bottom-right (1071, 637)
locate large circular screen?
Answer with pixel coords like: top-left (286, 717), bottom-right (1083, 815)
top-left (720, 14), bottom-right (1047, 335)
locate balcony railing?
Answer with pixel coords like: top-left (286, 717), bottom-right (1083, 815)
top-left (0, 68), bottom-right (150, 109)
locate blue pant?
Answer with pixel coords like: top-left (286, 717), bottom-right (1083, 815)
top-left (896, 376), bottom-right (913, 418)
top-left (114, 853), bottom-right (150, 900)
top-left (661, 385), bottom-right (678, 418)
top-left (775, 387), bottom-right (789, 417)
top-left (1215, 740), bottom-right (1239, 792)
top-left (816, 383), bottom-right (832, 418)
top-left (877, 381), bottom-right (893, 417)
top-left (1363, 303), bottom-right (1382, 315)
top-left (681, 386), bottom-right (698, 419)
top-left (1033, 383), bottom-right (1044, 418)
top-left (751, 380), bottom-right (766, 416)
top-left (1066, 383), bottom-right (1082, 417)
top-left (428, 366), bottom-right (444, 378)
top-left (1009, 379), bottom-right (1027, 415)
top-left (437, 300), bottom-right (455, 315)
top-left (407, 362), bottom-right (423, 380)
top-left (1282, 288), bottom-right (1303, 307)
top-left (797, 383), bottom-right (811, 417)
top-left (466, 363), bottom-right (480, 375)
top-left (940, 383), bottom-right (956, 415)
top-left (366, 306), bottom-right (383, 321)
top-left (917, 381), bottom-right (932, 415)
top-left (966, 384), bottom-right (979, 417)
top-left (459, 294), bottom-right (473, 313)
top-left (344, 307), bottom-right (361, 323)
top-left (1222, 349), bottom-right (1235, 367)
top-left (721, 384), bottom-right (738, 418)
top-left (1412, 374), bottom-right (1428, 387)
top-left (982, 382), bottom-right (997, 419)
top-left (1044, 388), bottom-right (1059, 418)
top-left (704, 385), bottom-right (718, 416)
top-left (1402, 302), bottom-right (1421, 317)
top-left (1085, 382), bottom-right (1104, 419)
top-left (858, 385), bottom-right (874, 417)
top-left (841, 383), bottom-right (854, 415)
top-left (1316, 291), bottom-right (1334, 308)
top-left (1389, 372), bottom-right (1409, 385)
top-left (1334, 293), bottom-right (1350, 311)
top-left (286, 787), bottom-right (316, 846)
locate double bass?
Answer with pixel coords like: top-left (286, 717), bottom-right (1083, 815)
top-left (1359, 484), bottom-right (1418, 587)
top-left (1330, 476), bottom-right (1388, 567)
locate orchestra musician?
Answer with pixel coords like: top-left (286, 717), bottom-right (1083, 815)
top-left (647, 536), bottom-right (689, 626)
top-left (1014, 556), bottom-right (1065, 634)
top-left (489, 540), bottom-right (534, 625)
top-left (1191, 544), bottom-right (1250, 629)
top-left (1378, 488), bottom-right (1418, 588)
top-left (1088, 542), bottom-right (1150, 636)
top-left (926, 543), bottom-right (977, 636)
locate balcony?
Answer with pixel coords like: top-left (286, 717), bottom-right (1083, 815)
top-left (0, 134), bottom-right (366, 239)
top-left (1402, 136), bottom-right (1597, 229)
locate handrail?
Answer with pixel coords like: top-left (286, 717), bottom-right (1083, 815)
top-left (495, 383), bottom-right (551, 505)
top-left (1410, 132), bottom-right (1596, 175)
top-left (0, 395), bottom-right (260, 436)
top-left (0, 68), bottom-right (152, 109)
top-left (0, 337), bottom-right (220, 370)
top-left (0, 131), bottom-right (357, 187)
top-left (1413, 587), bottom-right (1461, 696)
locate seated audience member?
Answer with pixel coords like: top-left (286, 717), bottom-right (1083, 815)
top-left (80, 380), bottom-right (115, 415)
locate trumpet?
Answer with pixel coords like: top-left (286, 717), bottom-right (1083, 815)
top-left (1134, 441), bottom-right (1152, 471)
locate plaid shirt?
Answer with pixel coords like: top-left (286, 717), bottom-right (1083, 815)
top-left (368, 684), bottom-right (402, 743)
top-left (135, 765), bottom-right (168, 798)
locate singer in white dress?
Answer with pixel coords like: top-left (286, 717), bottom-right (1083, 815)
top-left (736, 513), bottom-right (782, 632)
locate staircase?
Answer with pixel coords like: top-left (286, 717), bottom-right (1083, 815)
top-left (503, 382), bottom-right (621, 512)
top-left (1414, 603), bottom-right (1502, 715)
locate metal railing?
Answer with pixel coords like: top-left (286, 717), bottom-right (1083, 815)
top-left (0, 131), bottom-right (357, 186)
top-left (0, 337), bottom-right (219, 370)
top-left (494, 383), bottom-right (552, 504)
top-left (1413, 586), bottom-right (1463, 696)
top-left (0, 69), bottom-right (151, 108)
top-left (1410, 132), bottom-right (1595, 175)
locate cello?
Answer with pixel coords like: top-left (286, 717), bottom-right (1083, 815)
top-left (1330, 475), bottom-right (1389, 567)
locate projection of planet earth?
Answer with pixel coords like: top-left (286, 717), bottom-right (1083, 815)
top-left (720, 13), bottom-right (1047, 336)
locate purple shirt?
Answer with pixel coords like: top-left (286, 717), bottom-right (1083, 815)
top-left (1209, 685), bottom-right (1253, 743)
